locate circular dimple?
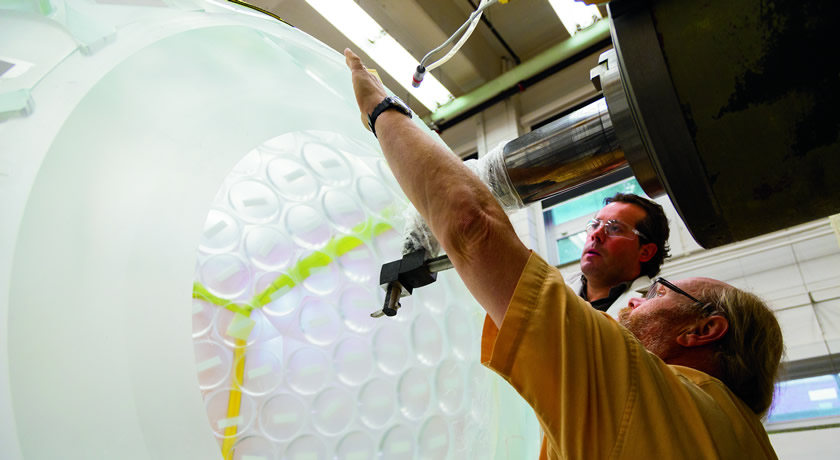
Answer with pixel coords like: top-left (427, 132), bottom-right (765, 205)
top-left (255, 272), bottom-right (302, 317)
top-left (397, 368), bottom-right (431, 420)
top-left (333, 337), bottom-right (373, 386)
top-left (301, 141), bottom-right (352, 186)
top-left (336, 238), bottom-right (376, 282)
top-left (358, 378), bottom-right (395, 428)
top-left (231, 435), bottom-right (277, 460)
top-left (380, 425), bottom-right (415, 460)
top-left (260, 132), bottom-right (302, 157)
top-left (228, 179), bottom-right (280, 223)
top-left (411, 314), bottom-right (444, 366)
top-left (285, 204), bottom-right (331, 249)
top-left (299, 251), bottom-right (340, 295)
top-left (434, 359), bottom-right (465, 415)
top-left (371, 222), bottom-right (402, 260)
top-left (298, 298), bottom-right (342, 346)
top-left (356, 176), bottom-right (394, 217)
top-left (194, 340), bottom-right (230, 390)
top-left (311, 386), bottom-right (355, 435)
top-left (205, 388), bottom-right (256, 438)
top-left (322, 190), bottom-right (366, 234)
top-left (417, 416), bottom-right (451, 460)
top-left (338, 286), bottom-right (379, 333)
top-left (233, 346), bottom-right (283, 396)
top-left (286, 434), bottom-right (327, 460)
top-left (445, 308), bottom-right (474, 360)
top-left (243, 226), bottom-right (294, 270)
top-left (468, 362), bottom-right (492, 423)
top-left (199, 254), bottom-right (251, 299)
top-left (336, 431), bottom-right (376, 460)
top-left (443, 271), bottom-right (474, 306)
top-left (192, 297), bottom-right (215, 337)
top-left (373, 325), bottom-right (409, 375)
top-left (199, 208), bottom-right (241, 254)
top-left (416, 283), bottom-right (446, 314)
top-left (260, 393), bottom-right (308, 441)
top-left (267, 157), bottom-right (319, 202)
top-left (286, 347), bottom-right (330, 395)
top-left (340, 134), bottom-right (378, 156)
top-left (213, 308), bottom-right (261, 348)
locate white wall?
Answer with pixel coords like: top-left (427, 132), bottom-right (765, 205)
top-left (770, 426), bottom-right (840, 460)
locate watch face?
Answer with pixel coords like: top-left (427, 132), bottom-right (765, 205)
top-left (389, 96), bottom-right (411, 115)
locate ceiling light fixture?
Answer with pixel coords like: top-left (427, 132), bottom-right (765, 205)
top-left (305, 0), bottom-right (454, 111)
top-left (547, 0), bottom-right (603, 37)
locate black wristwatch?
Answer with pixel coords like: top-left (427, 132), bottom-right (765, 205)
top-left (367, 95), bottom-right (412, 138)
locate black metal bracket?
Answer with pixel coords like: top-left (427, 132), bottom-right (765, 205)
top-left (370, 249), bottom-right (454, 318)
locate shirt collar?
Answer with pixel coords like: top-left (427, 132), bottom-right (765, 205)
top-left (578, 275), bottom-right (632, 312)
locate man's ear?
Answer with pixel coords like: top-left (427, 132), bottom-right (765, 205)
top-left (638, 242), bottom-right (658, 263)
top-left (676, 315), bottom-right (729, 348)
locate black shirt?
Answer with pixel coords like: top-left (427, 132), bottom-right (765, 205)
top-left (578, 275), bottom-right (631, 312)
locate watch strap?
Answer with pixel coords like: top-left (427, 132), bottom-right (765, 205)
top-left (367, 96), bottom-right (412, 138)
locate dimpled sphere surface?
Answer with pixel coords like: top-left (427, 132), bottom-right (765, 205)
top-left (193, 130), bottom-right (538, 460)
top-left (1, 0), bottom-right (538, 458)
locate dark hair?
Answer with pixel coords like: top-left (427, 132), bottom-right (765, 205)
top-left (604, 193), bottom-right (670, 277)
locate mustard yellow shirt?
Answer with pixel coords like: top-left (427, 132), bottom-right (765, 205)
top-left (481, 252), bottom-right (777, 460)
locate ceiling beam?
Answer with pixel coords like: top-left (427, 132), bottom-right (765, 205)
top-left (427, 19), bottom-right (610, 126)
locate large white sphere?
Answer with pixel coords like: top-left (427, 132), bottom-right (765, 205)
top-left (0, 1), bottom-right (539, 459)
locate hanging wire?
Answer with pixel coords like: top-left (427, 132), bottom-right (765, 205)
top-left (413, 0), bottom-right (501, 87)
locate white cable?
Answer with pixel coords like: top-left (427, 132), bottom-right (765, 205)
top-left (419, 0), bottom-right (496, 66)
top-left (413, 0), bottom-right (498, 87)
top-left (425, 0), bottom-right (488, 72)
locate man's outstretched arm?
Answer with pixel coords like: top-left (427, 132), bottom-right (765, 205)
top-left (344, 49), bottom-right (530, 327)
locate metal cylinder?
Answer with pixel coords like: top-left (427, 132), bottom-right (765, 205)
top-left (502, 97), bottom-right (629, 205)
top-left (501, 0), bottom-right (839, 250)
top-left (604, 0), bottom-right (840, 248)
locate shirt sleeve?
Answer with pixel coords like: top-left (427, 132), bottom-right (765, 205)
top-left (481, 251), bottom-right (640, 459)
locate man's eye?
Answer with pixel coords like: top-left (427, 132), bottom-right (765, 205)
top-left (657, 286), bottom-right (667, 297)
top-left (607, 224), bottom-right (622, 233)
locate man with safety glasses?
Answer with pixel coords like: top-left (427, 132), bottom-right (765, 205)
top-left (566, 193), bottom-right (671, 318)
top-left (345, 48), bottom-right (782, 459)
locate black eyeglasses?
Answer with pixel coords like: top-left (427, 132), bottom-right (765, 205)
top-left (645, 277), bottom-right (701, 304)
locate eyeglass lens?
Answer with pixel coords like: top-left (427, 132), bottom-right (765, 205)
top-left (647, 278), bottom-right (701, 304)
top-left (587, 219), bottom-right (627, 237)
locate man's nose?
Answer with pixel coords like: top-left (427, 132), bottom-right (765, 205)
top-left (627, 297), bottom-right (645, 309)
top-left (588, 226), bottom-right (606, 243)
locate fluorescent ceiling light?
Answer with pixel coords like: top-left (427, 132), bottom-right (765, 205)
top-left (548, 0), bottom-right (603, 37)
top-left (305, 0), bottom-right (454, 112)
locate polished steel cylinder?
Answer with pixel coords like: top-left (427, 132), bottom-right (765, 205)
top-left (502, 97), bottom-right (628, 205)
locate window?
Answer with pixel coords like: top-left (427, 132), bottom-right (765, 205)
top-left (765, 355), bottom-right (840, 432)
top-left (767, 374), bottom-right (840, 424)
top-left (554, 231), bottom-right (588, 266)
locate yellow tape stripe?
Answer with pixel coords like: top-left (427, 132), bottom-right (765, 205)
top-left (194, 217), bottom-right (394, 311)
top-left (221, 339), bottom-right (247, 460)
top-left (249, 218), bottom-right (392, 309)
top-left (193, 213), bottom-right (396, 460)
top-left (192, 282), bottom-right (252, 316)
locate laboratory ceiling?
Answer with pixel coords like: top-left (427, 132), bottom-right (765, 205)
top-left (254, 0), bottom-right (609, 119)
